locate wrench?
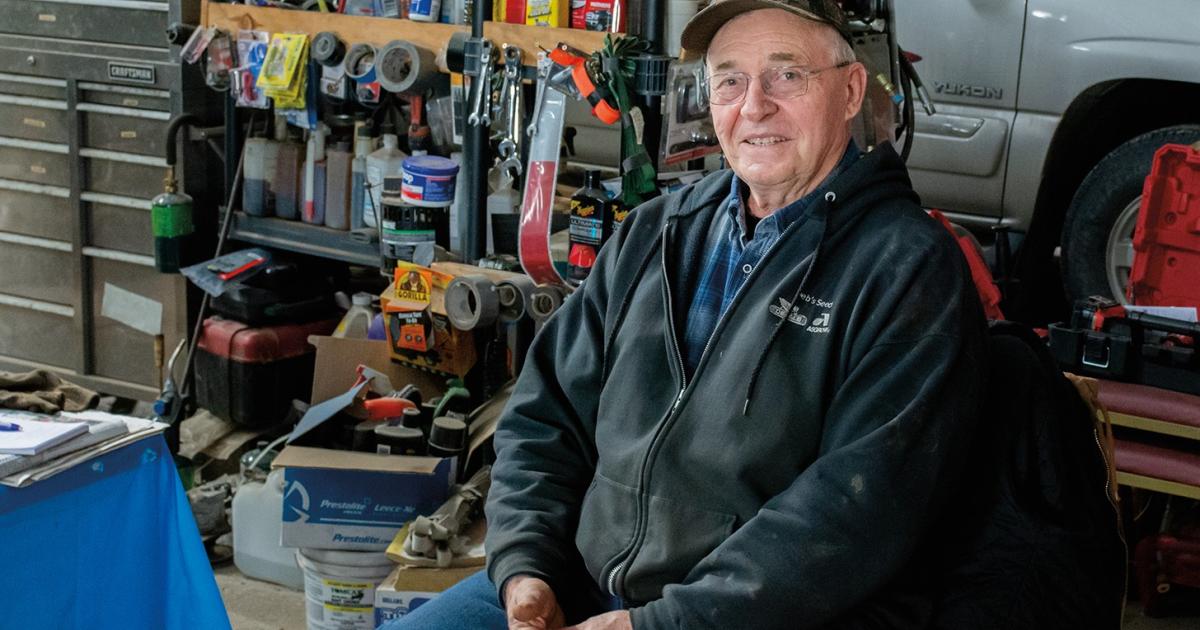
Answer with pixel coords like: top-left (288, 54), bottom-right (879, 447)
top-left (467, 41), bottom-right (494, 127)
top-left (526, 52), bottom-right (551, 138)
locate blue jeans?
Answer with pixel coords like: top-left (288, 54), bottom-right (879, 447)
top-left (378, 570), bottom-right (506, 630)
top-left (377, 569), bottom-right (622, 630)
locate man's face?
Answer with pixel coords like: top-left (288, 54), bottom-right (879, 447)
top-left (706, 9), bottom-right (862, 197)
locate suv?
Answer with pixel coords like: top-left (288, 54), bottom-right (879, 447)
top-left (894, 0), bottom-right (1200, 318)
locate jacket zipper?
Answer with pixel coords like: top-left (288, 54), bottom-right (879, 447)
top-left (605, 225), bottom-right (688, 598)
top-left (604, 209), bottom-right (823, 597)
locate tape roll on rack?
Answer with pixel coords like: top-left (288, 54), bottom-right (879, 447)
top-left (529, 284), bottom-right (566, 323)
top-left (376, 40), bottom-right (436, 95)
top-left (311, 32), bottom-right (346, 67)
top-left (344, 43), bottom-right (378, 83)
top-left (445, 274), bottom-right (500, 330)
top-left (496, 276), bottom-right (537, 323)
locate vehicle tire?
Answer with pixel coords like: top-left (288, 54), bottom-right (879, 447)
top-left (1060, 125), bottom-right (1200, 305)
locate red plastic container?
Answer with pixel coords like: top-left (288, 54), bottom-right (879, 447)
top-left (194, 316), bottom-right (337, 427)
top-left (1128, 143), bottom-right (1200, 310)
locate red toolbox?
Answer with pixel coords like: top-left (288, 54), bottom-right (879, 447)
top-left (1129, 143), bottom-right (1200, 309)
top-left (194, 316), bottom-right (337, 427)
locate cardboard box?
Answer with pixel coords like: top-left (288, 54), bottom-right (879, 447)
top-left (380, 262), bottom-right (525, 378)
top-left (274, 336), bottom-right (454, 551)
top-left (276, 446), bottom-right (454, 550)
top-left (374, 564), bottom-right (481, 626)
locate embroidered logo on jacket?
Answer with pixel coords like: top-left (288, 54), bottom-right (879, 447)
top-left (769, 296), bottom-right (833, 334)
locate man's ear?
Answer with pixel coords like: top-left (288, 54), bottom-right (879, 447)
top-left (844, 62), bottom-right (868, 122)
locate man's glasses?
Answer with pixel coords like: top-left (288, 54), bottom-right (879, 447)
top-left (704, 62), bottom-right (852, 106)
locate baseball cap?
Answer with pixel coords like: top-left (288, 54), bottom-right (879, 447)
top-left (680, 0), bottom-right (852, 57)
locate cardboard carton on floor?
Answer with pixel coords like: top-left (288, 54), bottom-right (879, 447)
top-left (274, 336), bottom-right (454, 551)
top-left (374, 564), bottom-right (481, 626)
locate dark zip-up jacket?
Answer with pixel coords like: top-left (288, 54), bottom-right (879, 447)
top-left (485, 143), bottom-right (988, 629)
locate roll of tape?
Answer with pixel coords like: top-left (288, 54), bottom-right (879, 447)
top-left (311, 32), bottom-right (346, 67)
top-left (376, 40), bottom-right (436, 95)
top-left (529, 284), bottom-right (566, 323)
top-left (344, 43), bottom-right (378, 83)
top-left (445, 274), bottom-right (500, 331)
top-left (496, 275), bottom-right (537, 323)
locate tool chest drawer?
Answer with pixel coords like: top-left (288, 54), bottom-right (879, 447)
top-left (0, 0), bottom-right (169, 49)
top-left (84, 156), bottom-right (163, 200)
top-left (88, 199), bottom-right (154, 256)
top-left (0, 143), bottom-right (70, 187)
top-left (0, 238), bottom-right (74, 305)
top-left (0, 73), bottom-right (66, 100)
top-left (79, 84), bottom-right (170, 113)
top-left (0, 185), bottom-right (71, 241)
top-left (81, 107), bottom-right (170, 157)
top-left (89, 258), bottom-right (186, 387)
top-left (0, 302), bottom-right (76, 369)
top-left (0, 98), bottom-right (70, 144)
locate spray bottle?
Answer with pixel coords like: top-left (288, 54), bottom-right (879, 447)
top-left (302, 123), bottom-right (329, 224)
top-left (350, 119), bottom-right (375, 230)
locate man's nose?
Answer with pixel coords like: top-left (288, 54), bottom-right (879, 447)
top-left (739, 75), bottom-right (776, 120)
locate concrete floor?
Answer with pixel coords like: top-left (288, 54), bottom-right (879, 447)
top-left (213, 562), bottom-right (1199, 630)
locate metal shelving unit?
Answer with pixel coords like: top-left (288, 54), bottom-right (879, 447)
top-left (230, 213), bottom-right (380, 268)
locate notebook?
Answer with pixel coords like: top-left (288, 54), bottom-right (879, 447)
top-left (0, 418), bottom-right (90, 455)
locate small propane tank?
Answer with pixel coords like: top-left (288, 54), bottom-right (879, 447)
top-left (151, 166), bottom-right (194, 273)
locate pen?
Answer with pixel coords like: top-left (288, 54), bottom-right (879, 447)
top-left (0, 421), bottom-right (22, 432)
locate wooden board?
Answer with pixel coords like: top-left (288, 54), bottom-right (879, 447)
top-left (202, 2), bottom-right (612, 71)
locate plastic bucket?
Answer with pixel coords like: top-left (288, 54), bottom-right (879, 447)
top-left (401, 155), bottom-right (458, 207)
top-left (296, 548), bottom-right (395, 630)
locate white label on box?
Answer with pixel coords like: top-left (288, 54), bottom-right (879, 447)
top-left (374, 590), bottom-right (441, 626)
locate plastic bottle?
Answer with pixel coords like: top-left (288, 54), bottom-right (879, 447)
top-left (567, 170), bottom-right (609, 281)
top-left (302, 123), bottom-right (328, 225)
top-left (242, 130), bottom-right (271, 216)
top-left (273, 119), bottom-right (303, 220)
top-left (342, 0), bottom-right (377, 15)
top-left (243, 117), bottom-right (286, 216)
top-left (408, 0), bottom-right (442, 22)
top-left (324, 140), bottom-right (354, 230)
top-left (364, 124), bottom-right (406, 229)
top-left (232, 468), bottom-right (305, 590)
top-left (350, 121), bottom-right (375, 231)
top-left (333, 292), bottom-right (375, 339)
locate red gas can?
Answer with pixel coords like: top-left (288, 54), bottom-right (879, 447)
top-left (1129, 143), bottom-right (1200, 310)
top-left (194, 316), bottom-right (337, 427)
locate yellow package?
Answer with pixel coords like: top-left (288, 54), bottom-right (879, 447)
top-left (525, 0), bottom-right (567, 27)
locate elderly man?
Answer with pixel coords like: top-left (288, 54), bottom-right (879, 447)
top-left (386, 1), bottom-right (987, 629)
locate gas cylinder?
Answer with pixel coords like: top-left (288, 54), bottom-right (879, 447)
top-left (151, 168), bottom-right (194, 273)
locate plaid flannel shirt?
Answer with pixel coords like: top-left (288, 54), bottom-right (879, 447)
top-left (682, 141), bottom-right (860, 374)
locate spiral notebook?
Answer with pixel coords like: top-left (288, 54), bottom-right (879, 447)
top-left (0, 418), bottom-right (89, 456)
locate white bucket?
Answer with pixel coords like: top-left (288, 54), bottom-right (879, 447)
top-left (297, 548), bottom-right (396, 630)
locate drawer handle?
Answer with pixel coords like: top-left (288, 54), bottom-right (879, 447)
top-left (38, 13), bottom-right (57, 23)
top-left (23, 118), bottom-right (46, 129)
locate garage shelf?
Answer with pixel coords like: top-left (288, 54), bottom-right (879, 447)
top-left (201, 2), bottom-right (613, 65)
top-left (230, 212), bottom-right (381, 267)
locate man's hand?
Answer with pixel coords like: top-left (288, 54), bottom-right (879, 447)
top-left (505, 575), bottom-right (565, 629)
top-left (563, 611), bottom-right (632, 630)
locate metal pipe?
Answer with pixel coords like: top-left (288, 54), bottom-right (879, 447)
top-left (462, 0), bottom-right (492, 263)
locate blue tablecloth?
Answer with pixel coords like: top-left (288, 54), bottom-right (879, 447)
top-left (0, 434), bottom-right (231, 630)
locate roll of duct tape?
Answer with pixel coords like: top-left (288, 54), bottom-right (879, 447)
top-left (529, 284), bottom-right (566, 323)
top-left (344, 43), bottom-right (378, 83)
top-left (445, 274), bottom-right (500, 330)
top-left (496, 275), bottom-right (537, 323)
top-left (376, 40), bottom-right (436, 95)
top-left (311, 32), bottom-right (346, 67)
